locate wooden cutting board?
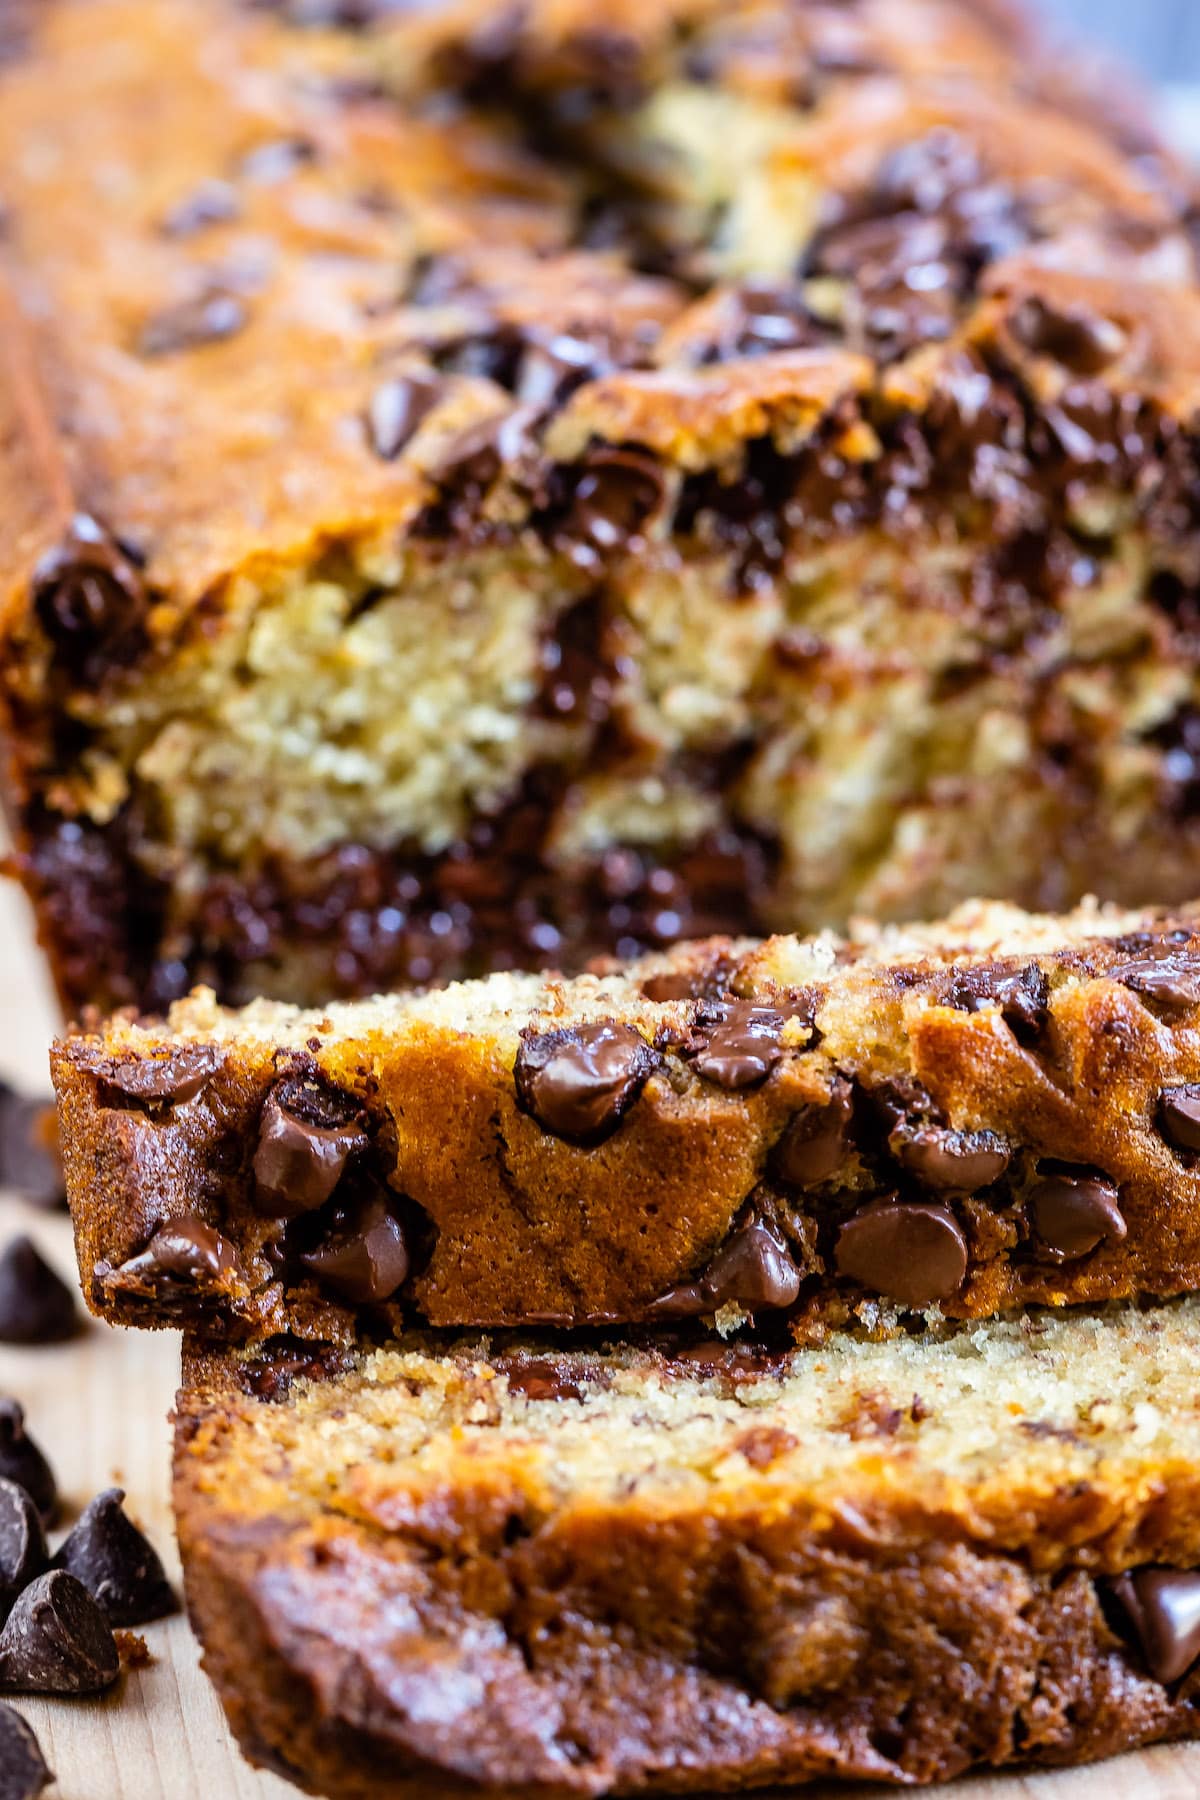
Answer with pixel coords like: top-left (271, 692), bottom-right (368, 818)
top-left (0, 885), bottom-right (1195, 1800)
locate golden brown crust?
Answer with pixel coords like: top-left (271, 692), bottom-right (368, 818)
top-left (173, 1310), bottom-right (1200, 1796)
top-left (54, 898), bottom-right (1200, 1342)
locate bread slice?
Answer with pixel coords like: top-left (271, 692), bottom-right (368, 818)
top-left (56, 896), bottom-right (1200, 1343)
top-left (5, 0), bottom-right (1200, 1017)
top-left (175, 1299), bottom-right (1200, 1797)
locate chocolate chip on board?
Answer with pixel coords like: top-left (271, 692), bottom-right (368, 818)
top-left (1029, 1172), bottom-right (1126, 1260)
top-left (1159, 1085), bottom-right (1200, 1153)
top-left (0, 1089), bottom-right (63, 1209)
top-left (138, 291), bottom-right (248, 356)
top-left (690, 1003), bottom-right (784, 1091)
top-left (0, 1408), bottom-right (56, 1530)
top-left (514, 1022), bottom-right (657, 1145)
top-left (773, 1079), bottom-right (853, 1187)
top-left (51, 1489), bottom-right (176, 1628)
top-left (835, 1201), bottom-right (968, 1307)
top-left (1104, 1568), bottom-right (1200, 1685)
top-left (0, 1573), bottom-right (118, 1696)
top-left (0, 1484), bottom-right (47, 1617)
top-left (253, 1087), bottom-right (368, 1216)
top-left (0, 1241), bottom-right (77, 1345)
top-left (95, 1043), bottom-right (224, 1105)
top-left (0, 1701), bottom-right (52, 1798)
top-left (299, 1189), bottom-right (410, 1305)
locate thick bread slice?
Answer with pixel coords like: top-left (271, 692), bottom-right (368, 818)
top-left (57, 896), bottom-right (1200, 1342)
top-left (175, 1300), bottom-right (1200, 1797)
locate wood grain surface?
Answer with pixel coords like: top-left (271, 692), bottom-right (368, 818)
top-left (0, 883), bottom-right (1196, 1800)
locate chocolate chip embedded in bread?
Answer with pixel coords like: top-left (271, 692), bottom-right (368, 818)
top-left (0, 1482), bottom-right (47, 1616)
top-left (102, 1214), bottom-right (239, 1302)
top-left (253, 1086), bottom-right (368, 1216)
top-left (138, 290), bottom-right (248, 356)
top-left (1159, 1085), bottom-right (1200, 1152)
top-left (1109, 951), bottom-right (1200, 1010)
top-left (0, 1406), bottom-right (56, 1530)
top-left (947, 962), bottom-right (1048, 1040)
top-left (559, 447), bottom-right (666, 568)
top-left (504, 1359), bottom-right (584, 1403)
top-left (774, 1080), bottom-right (854, 1187)
top-left (96, 1043), bottom-right (224, 1105)
top-left (1006, 295), bottom-right (1127, 377)
top-left (31, 513), bottom-right (148, 683)
top-left (0, 1240), bottom-right (77, 1345)
top-left (367, 371), bottom-right (442, 460)
top-left (514, 1022), bottom-right (657, 1145)
top-left (891, 1126), bottom-right (1010, 1192)
top-left (1029, 1173), bottom-right (1126, 1260)
top-left (1103, 1568), bottom-right (1200, 1685)
top-left (298, 1189), bottom-right (409, 1305)
top-left (0, 1573), bottom-right (118, 1696)
top-left (50, 1488), bottom-right (176, 1627)
top-left (690, 1003), bottom-right (784, 1091)
top-left (651, 1211), bottom-right (802, 1318)
top-left (835, 1201), bottom-right (968, 1306)
top-left (0, 1698), bottom-right (51, 1797)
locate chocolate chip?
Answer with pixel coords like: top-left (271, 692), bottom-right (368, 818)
top-left (0, 1407), bottom-right (56, 1529)
top-left (947, 961), bottom-right (1048, 1040)
top-left (0, 1702), bottom-right (51, 1798)
top-left (1007, 296), bottom-right (1127, 377)
top-left (432, 405), bottom-right (539, 500)
top-left (0, 1241), bottom-right (77, 1345)
top-left (102, 1214), bottom-right (239, 1303)
top-left (96, 1043), bottom-right (223, 1105)
top-left (367, 371), bottom-right (442, 459)
top-left (298, 1189), bottom-right (409, 1305)
top-left (0, 1573), bottom-right (118, 1696)
top-left (31, 514), bottom-right (148, 684)
top-left (1159, 1085), bottom-right (1200, 1152)
top-left (559, 448), bottom-right (666, 568)
top-left (774, 1079), bottom-right (853, 1186)
top-left (504, 1359), bottom-right (584, 1402)
top-left (652, 1211), bottom-right (802, 1317)
top-left (238, 136), bottom-right (317, 184)
top-left (1104, 1568), bottom-right (1200, 1684)
top-left (690, 1003), bottom-right (783, 1091)
top-left (0, 1484), bottom-right (47, 1617)
top-left (1029, 1172), bottom-right (1126, 1260)
top-left (891, 1126), bottom-right (1010, 1192)
top-left (835, 1202), bottom-right (968, 1306)
top-left (514, 1022), bottom-right (656, 1145)
top-left (51, 1489), bottom-right (176, 1627)
top-left (253, 1087), bottom-right (367, 1217)
top-left (514, 333), bottom-right (602, 408)
top-left (1110, 952), bottom-right (1200, 1010)
top-left (160, 179), bottom-right (241, 237)
top-left (0, 1091), bottom-right (62, 1209)
top-left (138, 292), bottom-right (248, 356)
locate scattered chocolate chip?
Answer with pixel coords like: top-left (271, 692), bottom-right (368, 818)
top-left (652, 1211), bottom-right (802, 1317)
top-left (514, 333), bottom-right (602, 408)
top-left (1110, 952), bottom-right (1200, 1010)
top-left (891, 1126), bottom-right (1010, 1192)
top-left (1006, 296), bottom-right (1127, 377)
top-left (298, 1188), bottom-right (409, 1305)
top-left (1029, 1172), bottom-right (1126, 1260)
top-left (0, 1702), bottom-right (51, 1798)
top-left (253, 1086), bottom-right (368, 1216)
top-left (0, 1407), bottom-right (56, 1529)
top-left (366, 371), bottom-right (442, 460)
top-left (505, 1359), bottom-right (584, 1402)
top-left (96, 1043), bottom-right (223, 1106)
top-left (1159, 1084), bottom-right (1200, 1152)
top-left (0, 1241), bottom-right (77, 1345)
top-left (51, 1489), bottom-right (176, 1628)
top-left (0, 1484), bottom-right (47, 1616)
top-left (0, 1573), bottom-right (118, 1696)
top-left (690, 1003), bottom-right (783, 1091)
top-left (1104, 1568), bottom-right (1200, 1684)
top-left (948, 962), bottom-right (1048, 1040)
top-left (31, 514), bottom-right (148, 684)
top-left (774, 1079), bottom-right (853, 1186)
top-left (0, 1090), bottom-right (62, 1209)
top-left (160, 179), bottom-right (241, 237)
top-left (559, 448), bottom-right (666, 568)
top-left (102, 1214), bottom-right (239, 1303)
top-left (514, 1022), bottom-right (657, 1145)
top-left (835, 1202), bottom-right (968, 1307)
top-left (138, 291), bottom-right (248, 356)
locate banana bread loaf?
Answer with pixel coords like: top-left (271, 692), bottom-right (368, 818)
top-left (5, 0), bottom-right (1200, 1012)
top-left (55, 897), bottom-right (1200, 1343)
top-left (175, 1299), bottom-right (1200, 1796)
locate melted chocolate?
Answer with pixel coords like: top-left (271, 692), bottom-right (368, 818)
top-left (514, 1022), bottom-right (656, 1144)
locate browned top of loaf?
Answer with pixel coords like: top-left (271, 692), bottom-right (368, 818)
top-left (0, 0), bottom-right (1196, 664)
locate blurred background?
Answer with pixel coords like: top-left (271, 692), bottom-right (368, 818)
top-left (1044, 0), bottom-right (1200, 78)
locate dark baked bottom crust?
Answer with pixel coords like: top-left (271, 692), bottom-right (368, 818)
top-left (54, 899), bottom-right (1200, 1343)
top-left (173, 1316), bottom-right (1200, 1797)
